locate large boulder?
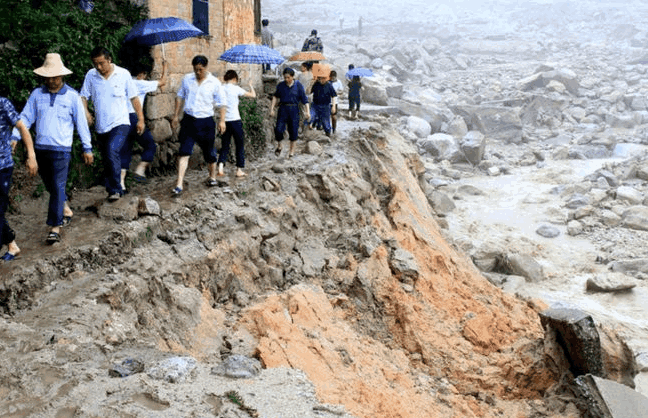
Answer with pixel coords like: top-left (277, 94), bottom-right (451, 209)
top-left (407, 116), bottom-right (432, 138)
top-left (459, 131), bottom-right (486, 165)
top-left (362, 78), bottom-right (389, 105)
top-left (450, 104), bottom-right (523, 144)
top-left (621, 206), bottom-right (648, 231)
top-left (418, 133), bottom-right (459, 161)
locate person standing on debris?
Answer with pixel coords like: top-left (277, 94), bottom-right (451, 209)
top-left (120, 60), bottom-right (168, 190)
top-left (0, 94), bottom-right (37, 261)
top-left (329, 70), bottom-right (344, 134)
top-left (261, 19), bottom-right (274, 73)
top-left (297, 62), bottom-right (314, 131)
top-left (14, 53), bottom-right (93, 245)
top-left (81, 46), bottom-right (144, 202)
top-left (269, 68), bottom-right (310, 158)
top-left (307, 71), bottom-right (337, 137)
top-left (217, 70), bottom-right (255, 178)
top-left (345, 64), bottom-right (355, 81)
top-left (301, 29), bottom-right (323, 53)
top-left (348, 75), bottom-right (363, 119)
top-left (170, 55), bottom-right (227, 196)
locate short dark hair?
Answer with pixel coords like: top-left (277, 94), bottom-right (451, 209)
top-left (131, 62), bottom-right (152, 77)
top-left (311, 29), bottom-right (317, 36)
top-left (262, 19), bottom-right (269, 26)
top-left (301, 61), bottom-right (313, 70)
top-left (330, 70), bottom-right (337, 78)
top-left (348, 64), bottom-right (355, 70)
top-left (224, 69), bottom-right (238, 82)
top-left (283, 67), bottom-right (295, 76)
top-left (192, 55), bottom-right (208, 67)
top-left (90, 47), bottom-right (111, 61)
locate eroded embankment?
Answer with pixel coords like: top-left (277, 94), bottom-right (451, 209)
top-left (0, 123), bottom-right (580, 417)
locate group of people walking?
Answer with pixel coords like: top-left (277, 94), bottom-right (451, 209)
top-left (0, 48), bottom-right (255, 261)
top-left (1, 27), bottom-right (364, 263)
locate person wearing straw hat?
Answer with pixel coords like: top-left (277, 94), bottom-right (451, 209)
top-left (81, 47), bottom-right (144, 202)
top-left (14, 53), bottom-right (94, 244)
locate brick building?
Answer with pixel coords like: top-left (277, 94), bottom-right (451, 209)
top-left (135, 0), bottom-right (263, 165)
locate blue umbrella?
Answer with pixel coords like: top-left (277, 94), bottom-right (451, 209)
top-left (346, 67), bottom-right (373, 78)
top-left (124, 17), bottom-right (203, 57)
top-left (219, 44), bottom-right (285, 65)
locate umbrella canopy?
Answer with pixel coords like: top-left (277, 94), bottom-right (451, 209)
top-left (346, 67), bottom-right (373, 78)
top-left (124, 17), bottom-right (203, 46)
top-left (218, 44), bottom-right (285, 65)
top-left (288, 51), bottom-right (326, 62)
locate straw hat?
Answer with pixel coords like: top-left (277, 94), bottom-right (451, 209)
top-left (33, 53), bottom-right (73, 77)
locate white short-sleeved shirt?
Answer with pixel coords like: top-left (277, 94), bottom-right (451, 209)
top-left (177, 72), bottom-right (226, 118)
top-left (80, 64), bottom-right (138, 134)
top-left (222, 84), bottom-right (246, 122)
top-left (127, 79), bottom-right (159, 114)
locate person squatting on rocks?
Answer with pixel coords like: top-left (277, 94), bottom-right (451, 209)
top-left (307, 70), bottom-right (337, 137)
top-left (217, 70), bottom-right (256, 178)
top-left (348, 75), bottom-right (363, 119)
top-left (13, 53), bottom-right (94, 245)
top-left (120, 60), bottom-right (168, 190)
top-left (328, 70), bottom-right (344, 134)
top-left (0, 94), bottom-right (37, 261)
top-left (81, 46), bottom-right (144, 202)
top-left (301, 29), bottom-right (323, 53)
top-left (170, 55), bottom-right (227, 196)
top-left (270, 67), bottom-right (310, 159)
top-left (260, 19), bottom-right (274, 73)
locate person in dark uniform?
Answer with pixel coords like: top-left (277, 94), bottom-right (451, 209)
top-left (269, 68), bottom-right (310, 158)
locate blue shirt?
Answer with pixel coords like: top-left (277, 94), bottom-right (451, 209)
top-left (177, 72), bottom-right (226, 118)
top-left (17, 84), bottom-right (92, 153)
top-left (80, 64), bottom-right (139, 134)
top-left (273, 81), bottom-right (308, 105)
top-left (311, 81), bottom-right (337, 105)
top-left (0, 97), bottom-right (20, 170)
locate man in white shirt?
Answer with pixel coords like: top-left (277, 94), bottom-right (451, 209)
top-left (170, 55), bottom-right (226, 196)
top-left (80, 46), bottom-right (144, 201)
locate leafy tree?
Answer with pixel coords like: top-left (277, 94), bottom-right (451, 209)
top-left (0, 0), bottom-right (148, 189)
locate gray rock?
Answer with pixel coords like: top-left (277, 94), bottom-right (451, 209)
top-left (566, 194), bottom-right (591, 209)
top-left (296, 237), bottom-right (331, 277)
top-left (390, 248), bottom-right (419, 282)
top-left (419, 133), bottom-right (459, 160)
top-left (427, 190), bottom-right (455, 215)
top-left (608, 258), bottom-right (648, 274)
top-left (615, 186), bottom-right (644, 205)
top-left (450, 104), bottom-right (523, 144)
top-left (109, 358), bottom-right (145, 378)
top-left (447, 116), bottom-right (468, 138)
top-left (637, 352), bottom-right (648, 372)
top-left (540, 309), bottom-right (604, 377)
top-left (459, 131), bottom-right (486, 165)
top-left (586, 273), bottom-right (637, 292)
top-left (147, 356), bottom-right (197, 383)
top-left (536, 224), bottom-right (560, 238)
top-left (211, 354), bottom-right (262, 379)
top-left (567, 220), bottom-right (584, 236)
top-left (173, 237), bottom-right (209, 263)
top-left (621, 206), bottom-right (648, 231)
top-left (138, 197), bottom-right (161, 216)
top-left (505, 253), bottom-right (545, 282)
top-left (306, 141), bottom-right (323, 155)
top-left (98, 196), bottom-right (139, 221)
top-left (407, 116), bottom-right (432, 138)
top-left (575, 374), bottom-right (648, 418)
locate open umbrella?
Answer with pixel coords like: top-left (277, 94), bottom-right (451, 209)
top-left (218, 44), bottom-right (285, 65)
top-left (124, 17), bottom-right (203, 58)
top-left (288, 51), bottom-right (326, 62)
top-left (346, 67), bottom-right (373, 78)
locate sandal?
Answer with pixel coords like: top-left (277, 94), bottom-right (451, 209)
top-left (132, 174), bottom-right (148, 183)
top-left (171, 187), bottom-right (183, 197)
top-left (0, 251), bottom-right (19, 261)
top-left (274, 147), bottom-right (282, 157)
top-left (206, 178), bottom-right (218, 187)
top-left (46, 232), bottom-right (61, 245)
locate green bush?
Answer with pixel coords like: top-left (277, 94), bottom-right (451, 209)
top-left (0, 0), bottom-right (148, 189)
top-left (239, 96), bottom-right (266, 160)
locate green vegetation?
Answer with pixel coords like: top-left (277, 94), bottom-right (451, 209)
top-left (239, 96), bottom-right (267, 160)
top-left (0, 0), bottom-right (148, 189)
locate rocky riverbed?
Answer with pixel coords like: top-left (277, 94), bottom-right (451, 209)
top-left (1, 0), bottom-right (648, 417)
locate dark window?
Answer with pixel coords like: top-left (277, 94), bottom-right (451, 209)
top-left (254, 0), bottom-right (261, 34)
top-left (193, 0), bottom-right (209, 35)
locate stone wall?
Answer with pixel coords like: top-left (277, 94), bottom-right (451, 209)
top-left (139, 0), bottom-right (262, 170)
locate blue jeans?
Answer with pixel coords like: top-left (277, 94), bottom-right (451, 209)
top-left (120, 113), bottom-right (157, 169)
top-left (0, 166), bottom-right (16, 246)
top-left (275, 104), bottom-right (300, 142)
top-left (218, 120), bottom-right (245, 168)
top-left (36, 150), bottom-right (71, 227)
top-left (97, 124), bottom-right (129, 195)
top-left (178, 114), bottom-right (217, 163)
top-left (312, 104), bottom-right (332, 134)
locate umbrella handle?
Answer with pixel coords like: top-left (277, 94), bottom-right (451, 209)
top-left (162, 43), bottom-right (166, 60)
